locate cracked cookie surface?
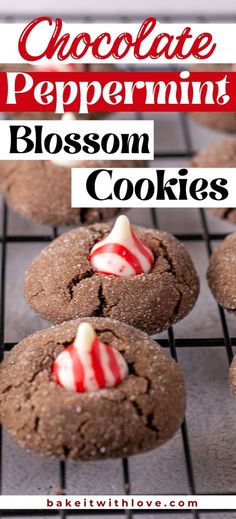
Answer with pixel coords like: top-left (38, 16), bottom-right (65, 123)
top-left (0, 160), bottom-right (143, 226)
top-left (207, 233), bottom-right (236, 313)
top-left (0, 317), bottom-right (186, 460)
top-left (24, 223), bottom-right (199, 334)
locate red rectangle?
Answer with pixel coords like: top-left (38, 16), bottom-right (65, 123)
top-left (0, 70), bottom-right (235, 113)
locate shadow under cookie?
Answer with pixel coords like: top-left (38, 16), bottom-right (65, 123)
top-left (24, 223), bottom-right (199, 334)
top-left (0, 317), bottom-right (186, 460)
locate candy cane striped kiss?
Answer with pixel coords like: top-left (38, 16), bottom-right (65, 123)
top-left (90, 215), bottom-right (154, 278)
top-left (53, 322), bottom-right (128, 393)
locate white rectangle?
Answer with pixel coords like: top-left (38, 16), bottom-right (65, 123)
top-left (71, 167), bottom-right (234, 208)
top-left (0, 494), bottom-right (235, 510)
top-left (0, 120), bottom-right (153, 161)
top-left (1, 21), bottom-right (236, 63)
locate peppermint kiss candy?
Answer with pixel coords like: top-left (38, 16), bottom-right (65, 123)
top-left (90, 215), bottom-right (154, 278)
top-left (53, 322), bottom-right (128, 393)
top-left (51, 113), bottom-right (84, 168)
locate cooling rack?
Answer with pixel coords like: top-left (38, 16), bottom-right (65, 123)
top-left (0, 10), bottom-right (236, 519)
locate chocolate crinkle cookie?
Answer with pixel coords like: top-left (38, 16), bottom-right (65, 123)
top-left (191, 136), bottom-right (236, 224)
top-left (0, 63), bottom-right (116, 120)
top-left (0, 159), bottom-right (143, 226)
top-left (0, 318), bottom-right (186, 460)
top-left (207, 233), bottom-right (236, 313)
top-left (24, 222), bottom-right (199, 334)
top-left (189, 64), bottom-right (236, 133)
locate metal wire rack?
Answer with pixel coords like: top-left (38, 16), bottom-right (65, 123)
top-left (0, 10), bottom-right (236, 519)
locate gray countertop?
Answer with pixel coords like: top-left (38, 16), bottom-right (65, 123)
top-left (1, 110), bottom-right (236, 519)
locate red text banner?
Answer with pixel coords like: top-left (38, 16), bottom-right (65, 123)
top-left (0, 71), bottom-right (235, 113)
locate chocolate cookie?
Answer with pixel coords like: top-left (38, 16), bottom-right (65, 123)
top-left (0, 63), bottom-right (116, 120)
top-left (0, 317), bottom-right (186, 460)
top-left (0, 159), bottom-right (143, 226)
top-left (207, 233), bottom-right (236, 313)
top-left (190, 64), bottom-right (236, 133)
top-left (24, 223), bottom-right (199, 333)
top-left (191, 136), bottom-right (236, 224)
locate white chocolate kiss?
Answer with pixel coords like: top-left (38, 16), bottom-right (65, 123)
top-left (90, 215), bottom-right (154, 278)
top-left (53, 322), bottom-right (128, 393)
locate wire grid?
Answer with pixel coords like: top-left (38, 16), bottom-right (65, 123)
top-left (0, 10), bottom-right (235, 519)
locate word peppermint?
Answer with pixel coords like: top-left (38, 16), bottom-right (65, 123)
top-left (5, 71), bottom-right (229, 113)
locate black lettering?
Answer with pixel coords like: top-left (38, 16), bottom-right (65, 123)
top-left (10, 125), bottom-right (34, 153)
top-left (64, 133), bottom-right (81, 154)
top-left (210, 178), bottom-right (228, 200)
top-left (35, 125), bottom-right (43, 153)
top-left (114, 178), bottom-right (133, 200)
top-left (178, 168), bottom-right (188, 200)
top-left (189, 178), bottom-right (208, 200)
top-left (135, 178), bottom-right (154, 200)
top-left (101, 133), bottom-right (120, 154)
top-left (121, 133), bottom-right (150, 153)
top-left (156, 170), bottom-right (178, 200)
top-left (44, 133), bottom-right (62, 154)
top-left (83, 133), bottom-right (100, 154)
top-left (86, 169), bottom-right (113, 200)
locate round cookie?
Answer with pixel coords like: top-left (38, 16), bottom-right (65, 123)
top-left (207, 233), bottom-right (236, 313)
top-left (0, 63), bottom-right (116, 120)
top-left (191, 136), bottom-right (236, 224)
top-left (190, 64), bottom-right (236, 133)
top-left (24, 223), bottom-right (199, 333)
top-left (0, 159), bottom-right (143, 226)
top-left (0, 317), bottom-right (186, 460)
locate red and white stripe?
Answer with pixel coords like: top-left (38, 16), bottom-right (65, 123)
top-left (53, 322), bottom-right (128, 393)
top-left (90, 215), bottom-right (154, 278)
